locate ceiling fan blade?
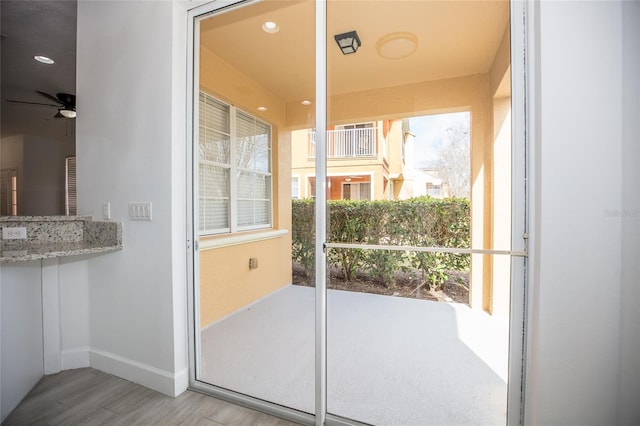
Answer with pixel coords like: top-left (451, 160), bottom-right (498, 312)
top-left (36, 90), bottom-right (62, 104)
top-left (6, 99), bottom-right (59, 107)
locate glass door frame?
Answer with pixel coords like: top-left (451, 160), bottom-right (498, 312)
top-left (185, 1), bottom-right (532, 425)
top-left (185, 1), bottom-right (314, 424)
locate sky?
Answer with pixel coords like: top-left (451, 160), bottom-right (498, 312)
top-left (408, 111), bottom-right (470, 169)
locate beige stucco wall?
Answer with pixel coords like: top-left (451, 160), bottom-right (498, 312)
top-left (484, 26), bottom-right (512, 315)
top-left (199, 233), bottom-right (291, 326)
top-left (291, 119), bottom-right (406, 200)
top-left (200, 46), bottom-right (286, 126)
top-left (199, 46), bottom-right (293, 327)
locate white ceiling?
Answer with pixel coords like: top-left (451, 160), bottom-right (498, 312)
top-left (200, 0), bottom-right (510, 102)
top-left (1, 0), bottom-right (77, 140)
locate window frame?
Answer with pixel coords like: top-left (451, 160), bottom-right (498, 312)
top-left (291, 175), bottom-right (300, 200)
top-left (198, 92), bottom-right (273, 236)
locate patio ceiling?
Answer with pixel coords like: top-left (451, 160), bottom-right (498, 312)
top-left (200, 0), bottom-right (510, 102)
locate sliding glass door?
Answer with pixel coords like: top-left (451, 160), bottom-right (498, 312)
top-left (188, 0), bottom-right (316, 420)
top-left (187, 1), bottom-right (527, 424)
top-left (323, 2), bottom-right (521, 423)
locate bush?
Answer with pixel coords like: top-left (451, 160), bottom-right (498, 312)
top-left (291, 197), bottom-right (470, 289)
top-left (291, 199), bottom-right (315, 277)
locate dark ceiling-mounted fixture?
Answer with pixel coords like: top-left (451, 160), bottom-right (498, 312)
top-left (334, 30), bottom-right (361, 55)
top-left (6, 91), bottom-right (76, 119)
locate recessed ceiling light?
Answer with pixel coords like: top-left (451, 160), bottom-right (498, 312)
top-left (301, 100), bottom-right (312, 106)
top-left (376, 32), bottom-right (418, 60)
top-left (33, 55), bottom-right (55, 65)
top-left (262, 21), bottom-right (279, 34)
top-left (257, 106), bottom-right (267, 111)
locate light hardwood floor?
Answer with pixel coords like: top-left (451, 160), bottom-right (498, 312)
top-left (2, 368), bottom-right (302, 425)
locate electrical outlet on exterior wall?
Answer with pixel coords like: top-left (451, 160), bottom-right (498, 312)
top-left (2, 227), bottom-right (27, 240)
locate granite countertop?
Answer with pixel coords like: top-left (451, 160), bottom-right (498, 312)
top-left (1, 241), bottom-right (122, 263)
top-left (0, 216), bottom-right (123, 263)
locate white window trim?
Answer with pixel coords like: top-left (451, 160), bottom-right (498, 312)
top-left (199, 92), bottom-right (273, 236)
top-left (291, 174), bottom-right (301, 199)
top-left (199, 229), bottom-right (288, 251)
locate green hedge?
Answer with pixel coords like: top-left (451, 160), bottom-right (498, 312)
top-left (291, 197), bottom-right (470, 289)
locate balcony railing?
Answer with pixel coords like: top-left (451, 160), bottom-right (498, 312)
top-left (308, 127), bottom-right (377, 158)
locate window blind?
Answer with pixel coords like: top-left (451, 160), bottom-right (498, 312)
top-left (199, 92), bottom-right (272, 234)
top-left (65, 157), bottom-right (77, 216)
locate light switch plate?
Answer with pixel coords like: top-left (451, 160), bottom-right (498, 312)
top-left (103, 202), bottom-right (111, 220)
top-left (129, 202), bottom-right (152, 221)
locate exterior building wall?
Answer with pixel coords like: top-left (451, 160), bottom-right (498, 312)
top-left (199, 46), bottom-right (292, 327)
top-left (291, 119), bottom-right (404, 201)
top-left (199, 234), bottom-right (291, 326)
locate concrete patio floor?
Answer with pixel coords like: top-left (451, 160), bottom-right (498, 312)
top-left (200, 285), bottom-right (509, 425)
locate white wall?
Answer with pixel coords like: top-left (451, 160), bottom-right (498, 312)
top-left (76, 0), bottom-right (188, 396)
top-left (22, 135), bottom-right (69, 215)
top-left (1, 262), bottom-right (44, 422)
top-left (0, 134), bottom-right (74, 215)
top-left (58, 258), bottom-right (91, 369)
top-left (526, 1), bottom-right (639, 424)
top-left (0, 136), bottom-right (23, 170)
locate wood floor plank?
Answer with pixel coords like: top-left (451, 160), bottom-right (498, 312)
top-left (206, 401), bottom-right (256, 424)
top-left (77, 407), bottom-right (121, 426)
top-left (178, 416), bottom-right (225, 426)
top-left (50, 375), bottom-right (138, 425)
top-left (104, 383), bottom-right (167, 416)
top-left (2, 368), bottom-right (302, 426)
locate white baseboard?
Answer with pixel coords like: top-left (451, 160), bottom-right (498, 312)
top-left (89, 348), bottom-right (188, 397)
top-left (61, 347), bottom-right (90, 370)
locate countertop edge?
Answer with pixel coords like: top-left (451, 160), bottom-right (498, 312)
top-left (1, 245), bottom-right (123, 263)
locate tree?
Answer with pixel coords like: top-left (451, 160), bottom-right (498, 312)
top-left (437, 121), bottom-right (470, 198)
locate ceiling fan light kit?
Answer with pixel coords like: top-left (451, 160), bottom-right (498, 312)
top-left (59, 108), bottom-right (76, 118)
top-left (6, 91), bottom-right (76, 119)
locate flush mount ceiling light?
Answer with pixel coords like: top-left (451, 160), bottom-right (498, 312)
top-left (334, 30), bottom-right (361, 55)
top-left (376, 32), bottom-right (418, 59)
top-left (33, 55), bottom-right (55, 64)
top-left (301, 100), bottom-right (312, 106)
top-left (262, 21), bottom-right (279, 33)
top-left (257, 106), bottom-right (267, 111)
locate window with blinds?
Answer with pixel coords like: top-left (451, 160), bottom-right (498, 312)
top-left (65, 157), bottom-right (77, 216)
top-left (199, 93), bottom-right (272, 235)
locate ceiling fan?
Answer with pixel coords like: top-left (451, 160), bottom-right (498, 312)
top-left (6, 91), bottom-right (76, 118)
